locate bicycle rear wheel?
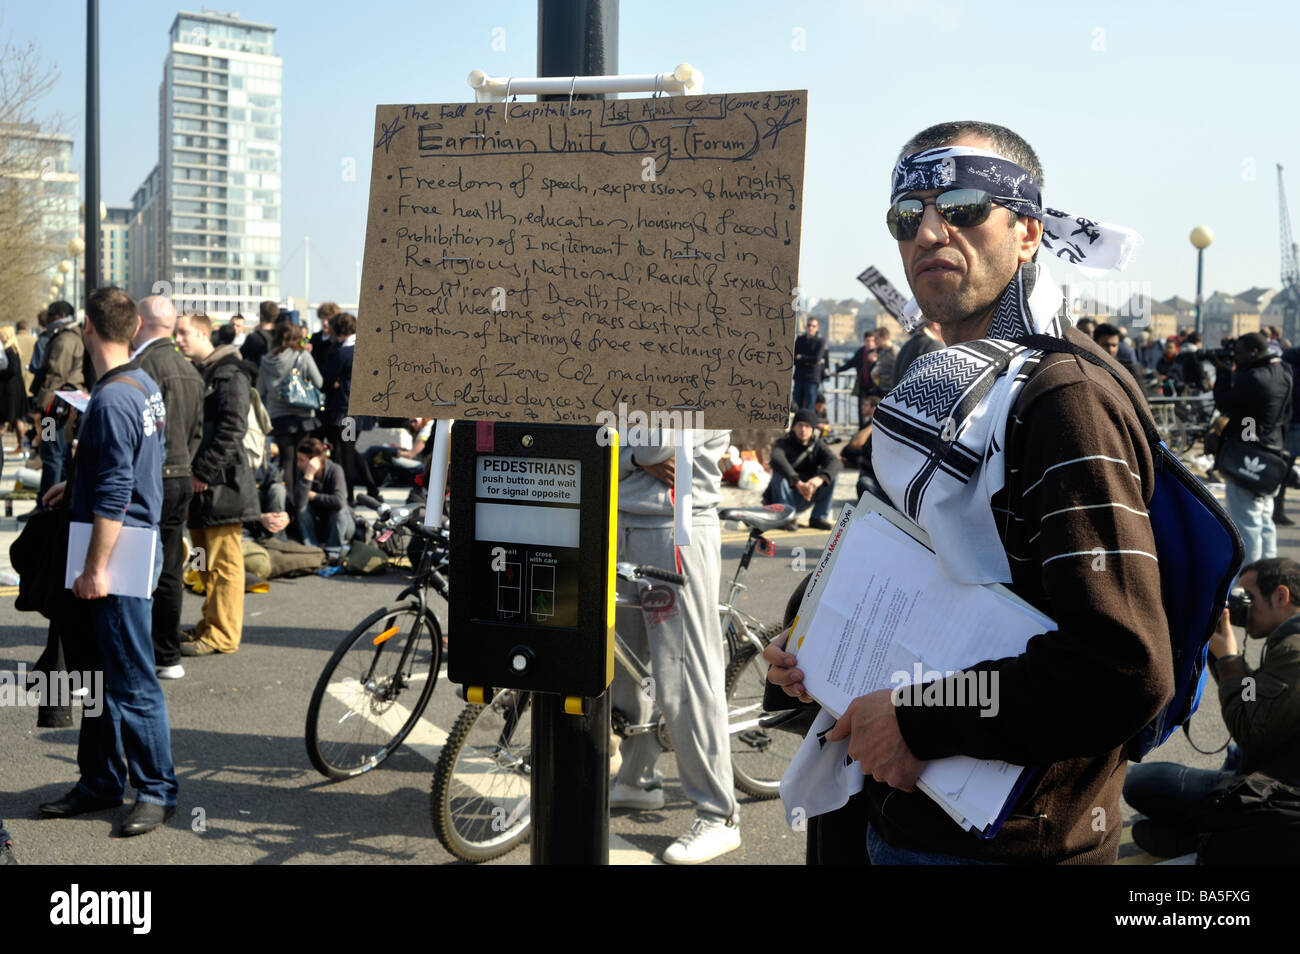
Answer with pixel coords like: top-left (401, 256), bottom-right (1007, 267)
top-left (430, 689), bottom-right (533, 862)
top-left (725, 639), bottom-right (799, 799)
top-left (305, 601), bottom-right (441, 780)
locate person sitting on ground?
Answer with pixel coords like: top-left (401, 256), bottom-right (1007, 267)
top-left (1123, 557), bottom-right (1300, 857)
top-left (363, 417), bottom-right (432, 487)
top-left (840, 394), bottom-right (884, 500)
top-left (763, 408), bottom-right (842, 530)
top-left (292, 436), bottom-right (354, 554)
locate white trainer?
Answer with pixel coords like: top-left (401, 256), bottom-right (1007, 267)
top-left (661, 816), bottom-right (740, 865)
top-left (609, 780), bottom-right (665, 811)
top-left (155, 664), bottom-right (186, 680)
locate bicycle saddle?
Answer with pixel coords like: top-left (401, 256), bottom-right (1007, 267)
top-left (718, 504), bottom-right (795, 532)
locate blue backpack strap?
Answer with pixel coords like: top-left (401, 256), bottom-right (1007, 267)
top-left (1015, 334), bottom-right (1245, 758)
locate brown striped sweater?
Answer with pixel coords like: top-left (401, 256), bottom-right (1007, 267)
top-left (867, 327), bottom-right (1174, 864)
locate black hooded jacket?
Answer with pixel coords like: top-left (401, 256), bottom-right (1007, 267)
top-left (188, 347), bottom-right (260, 528)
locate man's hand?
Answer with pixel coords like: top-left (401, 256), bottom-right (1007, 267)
top-left (259, 511), bottom-right (289, 534)
top-left (639, 457), bottom-right (675, 487)
top-left (72, 567), bottom-right (111, 600)
top-left (42, 481), bottom-right (67, 508)
top-left (191, 476), bottom-right (209, 493)
top-left (1209, 607), bottom-right (1238, 658)
top-left (763, 629), bottom-right (813, 703)
top-left (795, 476), bottom-right (821, 501)
top-left (825, 689), bottom-right (924, 791)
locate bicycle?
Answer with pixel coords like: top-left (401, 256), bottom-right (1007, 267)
top-left (304, 495), bottom-right (451, 780)
top-left (428, 504), bottom-right (798, 862)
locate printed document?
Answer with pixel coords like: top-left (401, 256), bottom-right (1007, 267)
top-left (785, 506), bottom-right (1056, 834)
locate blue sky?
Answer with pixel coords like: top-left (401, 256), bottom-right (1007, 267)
top-left (7, 0), bottom-right (1300, 307)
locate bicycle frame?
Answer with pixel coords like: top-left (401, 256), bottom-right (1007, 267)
top-left (610, 527), bottom-right (770, 739)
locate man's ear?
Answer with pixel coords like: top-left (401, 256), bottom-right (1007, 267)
top-left (1018, 216), bottom-right (1043, 264)
top-left (1272, 584), bottom-right (1291, 612)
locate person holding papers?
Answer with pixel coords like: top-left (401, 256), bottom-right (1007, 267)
top-left (38, 286), bottom-right (178, 837)
top-left (767, 122), bottom-right (1173, 864)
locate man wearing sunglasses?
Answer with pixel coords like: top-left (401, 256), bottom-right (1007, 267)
top-left (768, 121), bottom-right (1174, 864)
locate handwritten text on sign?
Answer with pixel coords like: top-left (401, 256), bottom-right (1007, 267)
top-left (353, 91), bottom-right (808, 428)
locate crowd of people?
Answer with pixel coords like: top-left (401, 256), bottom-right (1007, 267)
top-left (4, 122), bottom-right (1299, 868)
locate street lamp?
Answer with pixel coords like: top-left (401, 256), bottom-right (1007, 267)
top-left (1190, 225), bottom-right (1214, 336)
top-left (67, 236), bottom-right (85, 310)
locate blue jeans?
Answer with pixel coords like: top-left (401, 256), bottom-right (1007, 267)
top-left (37, 423), bottom-right (70, 502)
top-left (75, 592), bottom-right (178, 807)
top-left (1122, 744), bottom-right (1241, 829)
top-left (792, 379), bottom-right (818, 411)
top-left (768, 475), bottom-right (834, 523)
top-left (1223, 479), bottom-right (1277, 565)
top-left (866, 824), bottom-right (1006, 865)
top-left (298, 504), bottom-right (355, 552)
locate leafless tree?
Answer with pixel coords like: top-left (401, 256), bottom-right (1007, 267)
top-left (0, 30), bottom-right (68, 320)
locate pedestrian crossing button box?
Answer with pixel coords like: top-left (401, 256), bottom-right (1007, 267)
top-left (448, 422), bottom-right (616, 697)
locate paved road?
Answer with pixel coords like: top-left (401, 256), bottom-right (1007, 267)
top-left (0, 470), bottom-right (1279, 865)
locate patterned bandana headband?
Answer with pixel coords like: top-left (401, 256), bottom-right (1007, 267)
top-left (890, 145), bottom-right (1141, 280)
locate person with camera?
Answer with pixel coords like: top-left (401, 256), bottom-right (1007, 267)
top-left (1212, 332), bottom-right (1292, 565)
top-left (1123, 557), bottom-right (1300, 856)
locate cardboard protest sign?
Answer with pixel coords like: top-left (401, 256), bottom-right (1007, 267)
top-left (354, 90), bottom-right (807, 428)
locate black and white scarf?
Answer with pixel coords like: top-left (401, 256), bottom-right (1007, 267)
top-left (871, 262), bottom-right (1069, 585)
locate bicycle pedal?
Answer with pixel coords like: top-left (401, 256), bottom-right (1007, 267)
top-left (738, 728), bottom-right (774, 751)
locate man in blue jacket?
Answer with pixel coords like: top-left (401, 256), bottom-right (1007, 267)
top-left (38, 286), bottom-right (178, 837)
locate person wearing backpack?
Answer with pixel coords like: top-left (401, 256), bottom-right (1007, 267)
top-left (1123, 557), bottom-right (1300, 857)
top-left (767, 122), bottom-right (1179, 864)
top-left (29, 300), bottom-right (84, 503)
top-left (256, 321), bottom-right (322, 502)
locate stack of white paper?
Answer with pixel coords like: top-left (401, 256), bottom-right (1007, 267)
top-left (787, 504), bottom-right (1056, 834)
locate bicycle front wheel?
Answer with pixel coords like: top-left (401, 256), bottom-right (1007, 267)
top-left (305, 601), bottom-right (441, 780)
top-left (725, 640), bottom-right (799, 799)
top-left (430, 689), bottom-right (533, 862)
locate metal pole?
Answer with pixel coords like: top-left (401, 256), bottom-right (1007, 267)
top-left (531, 0), bottom-right (618, 867)
top-left (1195, 247), bottom-right (1204, 337)
top-left (84, 0), bottom-right (101, 296)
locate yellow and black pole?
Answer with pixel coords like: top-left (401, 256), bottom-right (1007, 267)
top-left (530, 0), bottom-right (619, 867)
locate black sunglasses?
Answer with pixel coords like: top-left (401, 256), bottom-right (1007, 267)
top-left (886, 188), bottom-right (1019, 241)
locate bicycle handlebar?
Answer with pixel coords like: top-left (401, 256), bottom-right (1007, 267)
top-left (634, 564), bottom-right (687, 586)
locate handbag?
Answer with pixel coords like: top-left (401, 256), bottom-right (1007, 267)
top-left (280, 362), bottom-right (324, 410)
top-left (1215, 435), bottom-right (1289, 495)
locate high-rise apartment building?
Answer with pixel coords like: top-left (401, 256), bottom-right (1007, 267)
top-left (0, 124), bottom-right (79, 302)
top-left (102, 205), bottom-right (131, 289)
top-left (130, 10), bottom-right (282, 318)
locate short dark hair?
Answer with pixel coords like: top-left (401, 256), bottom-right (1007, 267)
top-left (46, 300), bottom-right (74, 322)
top-left (214, 321), bottom-right (238, 346)
top-left (898, 121), bottom-right (1044, 189)
top-left (1184, 331), bottom-right (1202, 345)
top-left (16, 320), bottom-right (28, 332)
top-left (296, 436), bottom-right (329, 458)
top-left (331, 312), bottom-right (357, 338)
top-left (85, 287), bottom-right (138, 344)
top-left (1094, 323), bottom-right (1121, 340)
top-left (1244, 558), bottom-right (1300, 606)
top-left (259, 300), bottom-right (279, 323)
